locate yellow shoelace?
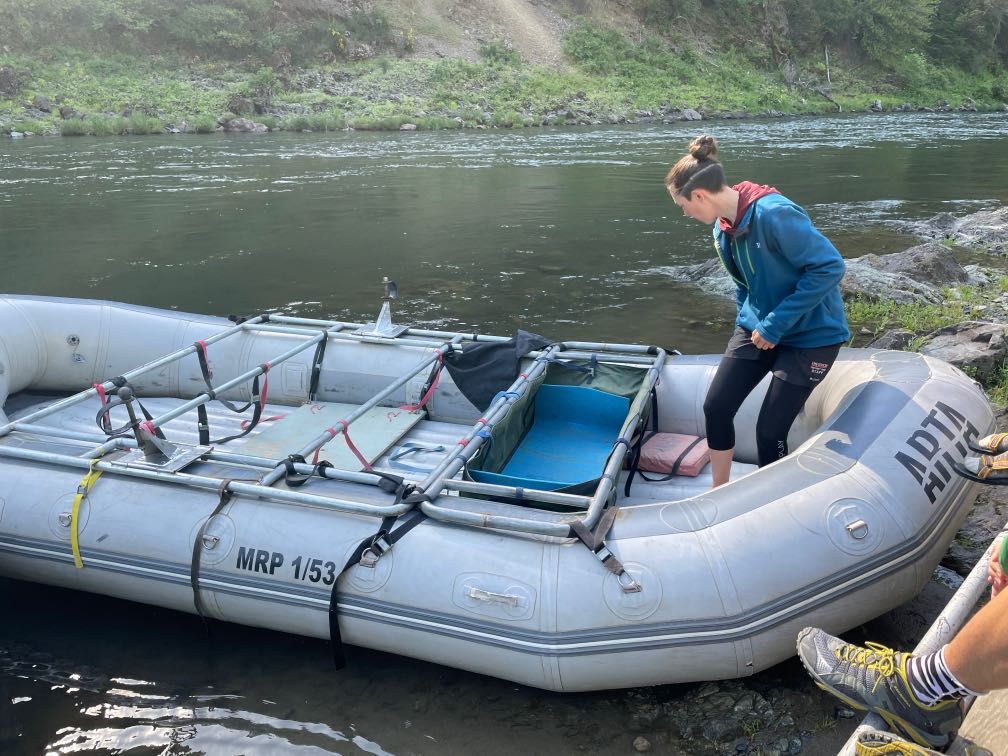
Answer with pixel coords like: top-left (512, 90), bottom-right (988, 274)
top-left (978, 432), bottom-right (1008, 453)
top-left (978, 451), bottom-right (1008, 479)
top-left (835, 641), bottom-right (898, 692)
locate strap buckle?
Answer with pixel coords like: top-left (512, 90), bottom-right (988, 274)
top-left (593, 546), bottom-right (642, 593)
top-left (359, 533), bottom-right (391, 568)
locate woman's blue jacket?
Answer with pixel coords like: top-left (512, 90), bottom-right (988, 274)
top-left (712, 193), bottom-right (851, 348)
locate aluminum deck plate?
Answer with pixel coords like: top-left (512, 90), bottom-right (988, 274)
top-left (238, 401), bottom-right (424, 471)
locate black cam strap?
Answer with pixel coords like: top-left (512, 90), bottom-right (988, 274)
top-left (190, 479), bottom-right (243, 629)
top-left (623, 386), bottom-right (659, 497)
top-left (94, 376), bottom-right (167, 440)
top-left (308, 335), bottom-right (328, 402)
top-left (635, 436), bottom-right (705, 483)
top-left (328, 491), bottom-right (430, 669)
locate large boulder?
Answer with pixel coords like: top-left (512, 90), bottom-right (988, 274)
top-left (859, 241), bottom-right (969, 286)
top-left (660, 259), bottom-right (736, 299)
top-left (219, 118), bottom-right (268, 133)
top-left (840, 259), bottom-right (941, 304)
top-left (918, 321), bottom-right (1008, 383)
top-left (895, 206), bottom-right (1008, 254)
top-left (867, 329), bottom-right (916, 351)
top-left (226, 94), bottom-right (255, 116)
top-left (952, 206), bottom-right (1008, 252)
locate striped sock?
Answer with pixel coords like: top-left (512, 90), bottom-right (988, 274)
top-left (906, 646), bottom-right (979, 705)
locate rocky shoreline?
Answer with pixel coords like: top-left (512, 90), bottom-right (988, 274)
top-left (3, 58), bottom-right (1007, 138)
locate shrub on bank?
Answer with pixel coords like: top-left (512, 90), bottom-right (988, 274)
top-left (306, 112), bottom-right (347, 131)
top-left (190, 115), bottom-right (218, 134)
top-left (350, 114), bottom-right (411, 131)
top-left (59, 119), bottom-right (88, 136)
top-left (12, 117), bottom-right (54, 135)
top-left (480, 40), bottom-right (522, 67)
top-left (127, 114), bottom-right (163, 135)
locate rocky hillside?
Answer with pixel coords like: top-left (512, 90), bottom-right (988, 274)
top-left (2, 0), bottom-right (1006, 136)
top-left (375, 0), bottom-right (577, 66)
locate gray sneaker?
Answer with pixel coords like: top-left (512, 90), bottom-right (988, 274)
top-left (796, 627), bottom-right (963, 750)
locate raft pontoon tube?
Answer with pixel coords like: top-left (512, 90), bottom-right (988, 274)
top-left (0, 295), bottom-right (994, 691)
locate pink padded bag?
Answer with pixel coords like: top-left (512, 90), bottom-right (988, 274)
top-left (638, 432), bottom-right (710, 477)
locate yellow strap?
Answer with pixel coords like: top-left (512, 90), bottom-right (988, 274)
top-left (71, 458), bottom-right (103, 569)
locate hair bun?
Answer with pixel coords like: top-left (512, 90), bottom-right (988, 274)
top-left (688, 135), bottom-right (717, 161)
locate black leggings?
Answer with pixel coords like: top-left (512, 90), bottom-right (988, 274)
top-left (703, 356), bottom-right (814, 468)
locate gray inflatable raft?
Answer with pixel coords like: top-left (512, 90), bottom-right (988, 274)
top-left (0, 295), bottom-right (993, 691)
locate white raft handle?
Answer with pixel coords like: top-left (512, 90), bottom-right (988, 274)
top-left (467, 586), bottom-right (520, 608)
top-left (846, 519), bottom-right (869, 540)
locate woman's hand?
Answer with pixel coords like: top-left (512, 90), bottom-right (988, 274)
top-left (989, 534), bottom-right (1007, 598)
top-left (751, 330), bottom-right (776, 350)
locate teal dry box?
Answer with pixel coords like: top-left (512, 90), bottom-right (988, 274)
top-left (468, 383), bottom-right (629, 491)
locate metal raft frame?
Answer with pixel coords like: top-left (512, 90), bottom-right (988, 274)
top-left (0, 314), bottom-right (666, 540)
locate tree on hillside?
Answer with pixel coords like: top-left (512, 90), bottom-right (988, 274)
top-left (805, 0), bottom-right (937, 64)
top-left (931, 0), bottom-right (1008, 71)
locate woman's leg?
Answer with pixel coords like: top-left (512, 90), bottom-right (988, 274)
top-left (709, 448), bottom-right (735, 488)
top-left (704, 355), bottom-right (773, 486)
top-left (754, 376), bottom-right (813, 467)
top-left (755, 342), bottom-right (843, 467)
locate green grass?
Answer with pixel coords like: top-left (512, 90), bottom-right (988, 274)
top-left (127, 113), bottom-right (163, 135)
top-left (846, 297), bottom-right (959, 336)
top-left (740, 718), bottom-right (764, 738)
top-left (986, 361), bottom-right (1008, 406)
top-left (810, 713), bottom-right (838, 734)
top-left (845, 278), bottom-right (1008, 402)
top-left (59, 119), bottom-right (88, 136)
top-left (846, 277), bottom-right (1008, 341)
top-left (189, 114), bottom-right (218, 133)
top-left (1, 22), bottom-right (1006, 138)
top-left (11, 117), bottom-right (54, 134)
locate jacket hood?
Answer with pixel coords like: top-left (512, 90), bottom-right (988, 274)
top-left (718, 181), bottom-right (779, 235)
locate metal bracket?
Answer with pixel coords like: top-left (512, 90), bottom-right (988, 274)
top-left (110, 444), bottom-right (211, 473)
top-left (354, 277), bottom-right (408, 338)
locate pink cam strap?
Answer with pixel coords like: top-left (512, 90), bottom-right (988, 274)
top-left (312, 421), bottom-right (373, 471)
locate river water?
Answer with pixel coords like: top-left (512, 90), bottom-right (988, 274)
top-left (2, 113), bottom-right (1008, 755)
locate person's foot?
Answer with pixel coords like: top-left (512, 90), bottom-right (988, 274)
top-left (796, 627), bottom-right (963, 750)
top-left (972, 432), bottom-right (1008, 455)
top-left (961, 451), bottom-right (1008, 481)
top-left (854, 728), bottom-right (947, 755)
top-left (854, 729), bottom-right (947, 753)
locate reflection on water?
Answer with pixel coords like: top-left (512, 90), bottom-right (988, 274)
top-left (0, 580), bottom-right (399, 755)
top-left (1, 577), bottom-right (681, 755)
top-left (2, 113), bottom-right (1008, 754)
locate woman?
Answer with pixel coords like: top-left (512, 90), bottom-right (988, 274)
top-left (665, 135), bottom-right (850, 487)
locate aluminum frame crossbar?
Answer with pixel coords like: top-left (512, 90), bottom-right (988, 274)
top-left (0, 314), bottom-right (670, 540)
